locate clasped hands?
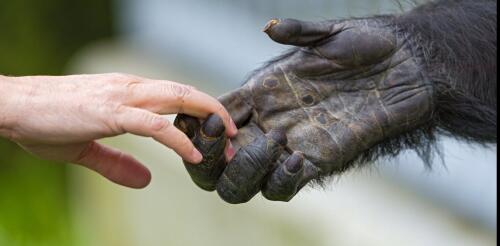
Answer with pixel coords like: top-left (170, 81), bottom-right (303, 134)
top-left (0, 17), bottom-right (432, 204)
top-left (175, 18), bottom-right (432, 203)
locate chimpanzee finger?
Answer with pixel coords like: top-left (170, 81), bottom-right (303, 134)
top-left (263, 18), bottom-right (339, 47)
top-left (174, 114), bottom-right (227, 191)
top-left (218, 86), bottom-right (254, 128)
top-left (261, 151), bottom-right (305, 202)
top-left (174, 114), bottom-right (200, 139)
top-left (216, 129), bottom-right (287, 204)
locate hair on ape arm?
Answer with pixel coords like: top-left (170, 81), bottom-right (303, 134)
top-left (246, 0), bottom-right (496, 180)
top-left (346, 0), bottom-right (497, 177)
top-left (348, 0), bottom-right (497, 177)
top-left (354, 0), bottom-right (497, 170)
top-left (396, 0), bottom-right (497, 144)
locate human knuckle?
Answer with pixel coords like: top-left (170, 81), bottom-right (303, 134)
top-left (108, 104), bottom-right (128, 133)
top-left (181, 135), bottom-right (193, 147)
top-left (170, 132), bottom-right (191, 150)
top-left (104, 74), bottom-right (142, 97)
top-left (186, 85), bottom-right (197, 91)
top-left (124, 80), bottom-right (142, 97)
top-left (217, 104), bottom-right (227, 115)
top-left (109, 72), bottom-right (137, 82)
top-left (112, 104), bottom-right (128, 115)
top-left (149, 115), bottom-right (170, 132)
top-left (93, 81), bottom-right (128, 104)
top-left (168, 83), bottom-right (192, 101)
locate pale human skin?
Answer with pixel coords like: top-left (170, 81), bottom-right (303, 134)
top-left (0, 73), bottom-right (238, 189)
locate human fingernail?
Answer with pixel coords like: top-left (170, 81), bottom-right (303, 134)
top-left (230, 118), bottom-right (238, 135)
top-left (190, 148), bottom-right (203, 164)
top-left (225, 140), bottom-right (236, 161)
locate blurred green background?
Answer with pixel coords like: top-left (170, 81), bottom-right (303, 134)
top-left (0, 1), bottom-right (496, 246)
top-left (0, 1), bottom-right (114, 245)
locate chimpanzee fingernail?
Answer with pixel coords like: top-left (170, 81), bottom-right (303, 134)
top-left (285, 152), bottom-right (304, 174)
top-left (202, 114), bottom-right (225, 138)
top-left (263, 19), bottom-right (280, 33)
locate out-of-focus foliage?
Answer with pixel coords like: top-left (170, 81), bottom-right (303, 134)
top-left (0, 0), bottom-right (114, 245)
top-left (0, 0), bottom-right (115, 75)
top-left (0, 141), bottom-right (73, 246)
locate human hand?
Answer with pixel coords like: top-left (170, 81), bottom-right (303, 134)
top-left (0, 73), bottom-right (237, 188)
top-left (175, 17), bottom-right (433, 203)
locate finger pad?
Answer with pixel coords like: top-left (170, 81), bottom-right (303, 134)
top-left (110, 156), bottom-right (152, 189)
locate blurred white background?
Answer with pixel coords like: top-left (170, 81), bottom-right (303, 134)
top-left (65, 0), bottom-right (497, 245)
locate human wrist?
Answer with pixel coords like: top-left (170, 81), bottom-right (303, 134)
top-left (0, 75), bottom-right (20, 139)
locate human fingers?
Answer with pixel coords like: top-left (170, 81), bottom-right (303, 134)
top-left (114, 106), bottom-right (202, 164)
top-left (125, 81), bottom-right (238, 137)
top-left (75, 141), bottom-right (152, 189)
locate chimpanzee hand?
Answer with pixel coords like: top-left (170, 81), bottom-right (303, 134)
top-left (175, 18), bottom-right (433, 203)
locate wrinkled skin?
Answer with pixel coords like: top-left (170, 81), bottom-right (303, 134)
top-left (175, 18), bottom-right (433, 204)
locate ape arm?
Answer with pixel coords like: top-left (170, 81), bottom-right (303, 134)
top-left (396, 0), bottom-right (497, 143)
top-left (175, 0), bottom-right (497, 204)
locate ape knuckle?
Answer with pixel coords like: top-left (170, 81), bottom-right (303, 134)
top-left (262, 191), bottom-right (285, 202)
top-left (262, 182), bottom-right (295, 202)
top-left (218, 189), bottom-right (251, 204)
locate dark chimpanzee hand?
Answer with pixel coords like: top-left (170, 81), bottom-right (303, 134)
top-left (175, 17), bottom-right (434, 204)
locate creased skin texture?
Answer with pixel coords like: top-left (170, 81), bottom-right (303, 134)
top-left (176, 0), bottom-right (496, 204)
top-left (174, 114), bottom-right (227, 191)
top-left (250, 18), bottom-right (432, 172)
top-left (216, 129), bottom-right (286, 203)
top-left (175, 15), bottom-right (435, 204)
top-left (233, 18), bottom-right (433, 191)
top-left (176, 114), bottom-right (289, 203)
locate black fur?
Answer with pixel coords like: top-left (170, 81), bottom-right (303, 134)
top-left (339, 0), bottom-right (497, 184)
top-left (341, 0), bottom-right (497, 185)
top-left (396, 0), bottom-right (497, 144)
